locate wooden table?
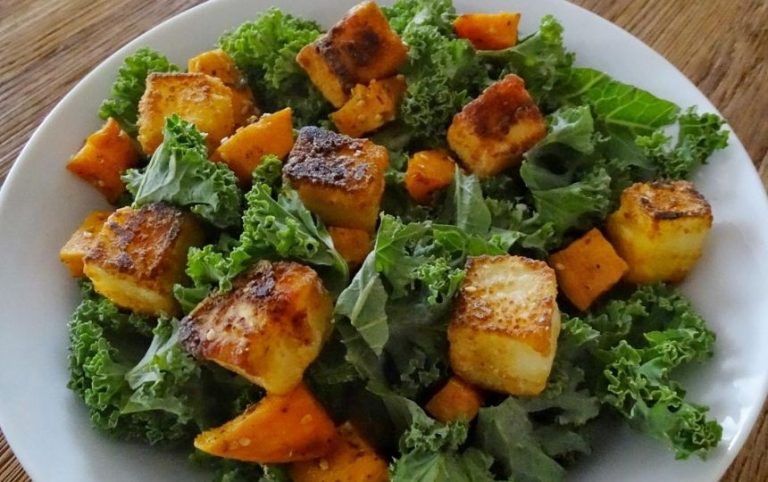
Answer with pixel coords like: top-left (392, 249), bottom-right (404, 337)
top-left (1, 0), bottom-right (766, 480)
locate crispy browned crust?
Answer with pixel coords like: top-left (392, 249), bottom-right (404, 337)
top-left (284, 127), bottom-right (379, 192)
top-left (633, 180), bottom-right (713, 220)
top-left (84, 203), bottom-right (191, 280)
top-left (450, 255), bottom-right (557, 354)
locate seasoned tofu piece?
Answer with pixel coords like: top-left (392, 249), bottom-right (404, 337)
top-left (296, 1), bottom-right (408, 108)
top-left (606, 181), bottom-right (713, 284)
top-left (187, 49), bottom-right (257, 127)
top-left (331, 75), bottom-right (407, 137)
top-left (137, 72), bottom-right (235, 154)
top-left (290, 422), bottom-right (389, 482)
top-left (549, 228), bottom-right (629, 311)
top-left (328, 227), bottom-right (372, 269)
top-left (83, 204), bottom-right (203, 316)
top-left (448, 255), bottom-right (560, 396)
top-left (447, 74), bottom-right (546, 178)
top-left (283, 127), bottom-right (388, 231)
top-left (179, 260), bottom-right (333, 395)
top-left (195, 383), bottom-right (337, 463)
top-left (425, 377), bottom-right (483, 423)
top-left (59, 210), bottom-right (111, 277)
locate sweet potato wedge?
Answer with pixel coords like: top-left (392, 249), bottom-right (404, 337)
top-left (404, 150), bottom-right (456, 204)
top-left (59, 210), bottom-right (111, 277)
top-left (453, 12), bottom-right (521, 50)
top-left (331, 75), bottom-right (407, 138)
top-left (425, 377), bottom-right (483, 423)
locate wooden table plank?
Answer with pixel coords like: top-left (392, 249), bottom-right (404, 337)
top-left (0, 1), bottom-right (765, 481)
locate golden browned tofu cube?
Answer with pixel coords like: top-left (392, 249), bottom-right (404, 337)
top-left (179, 261), bottom-right (333, 395)
top-left (331, 75), bottom-right (407, 138)
top-left (328, 227), bottom-right (372, 269)
top-left (448, 255), bottom-right (561, 396)
top-left (606, 181), bottom-right (713, 284)
top-left (59, 210), bottom-right (111, 277)
top-left (296, 1), bottom-right (408, 108)
top-left (289, 422), bottom-right (389, 482)
top-left (137, 72), bottom-right (235, 154)
top-left (82, 204), bottom-right (203, 316)
top-left (187, 49), bottom-right (257, 127)
top-left (447, 74), bottom-right (546, 178)
top-left (283, 127), bottom-right (389, 231)
top-left (549, 228), bottom-right (629, 311)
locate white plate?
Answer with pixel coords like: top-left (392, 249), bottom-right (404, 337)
top-left (1, 0), bottom-right (766, 481)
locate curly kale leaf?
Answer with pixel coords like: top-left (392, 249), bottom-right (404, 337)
top-left (67, 284), bottom-right (204, 445)
top-left (99, 48), bottom-right (178, 135)
top-left (123, 115), bottom-right (243, 228)
top-left (218, 8), bottom-right (327, 125)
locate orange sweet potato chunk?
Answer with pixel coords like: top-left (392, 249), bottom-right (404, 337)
top-left (329, 227), bottom-right (372, 269)
top-left (331, 75), bottom-right (407, 138)
top-left (549, 228), bottom-right (629, 311)
top-left (404, 150), bottom-right (456, 204)
top-left (66, 118), bottom-right (139, 202)
top-left (213, 108), bottom-right (294, 184)
top-left (425, 377), bottom-right (483, 423)
top-left (195, 383), bottom-right (336, 464)
top-left (188, 49), bottom-right (257, 127)
top-left (453, 13), bottom-right (521, 50)
top-left (290, 422), bottom-right (389, 482)
top-left (59, 210), bottom-right (111, 277)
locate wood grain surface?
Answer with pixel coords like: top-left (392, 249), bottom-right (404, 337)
top-left (0, 0), bottom-right (766, 480)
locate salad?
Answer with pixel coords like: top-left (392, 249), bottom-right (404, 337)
top-left (58, 0), bottom-right (731, 480)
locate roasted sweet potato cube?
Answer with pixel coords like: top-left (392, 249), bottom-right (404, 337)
top-left (137, 72), bottom-right (235, 154)
top-left (549, 228), bottom-right (629, 311)
top-left (447, 74), bottom-right (546, 178)
top-left (59, 211), bottom-right (111, 277)
top-left (606, 181), bottom-right (713, 284)
top-left (404, 149), bottom-right (457, 204)
top-left (296, 1), bottom-right (408, 108)
top-left (426, 377), bottom-right (483, 423)
top-left (331, 75), bottom-right (407, 137)
top-left (290, 422), bottom-right (389, 482)
top-left (213, 108), bottom-right (294, 183)
top-left (448, 255), bottom-right (561, 396)
top-left (66, 118), bottom-right (139, 202)
top-left (284, 127), bottom-right (389, 231)
top-left (329, 227), bottom-right (372, 269)
top-left (180, 260), bottom-right (333, 394)
top-left (187, 49), bottom-right (257, 127)
top-left (195, 383), bottom-right (336, 464)
top-left (453, 12), bottom-right (521, 50)
top-left (82, 204), bottom-right (204, 316)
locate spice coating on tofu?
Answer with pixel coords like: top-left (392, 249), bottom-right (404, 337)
top-left (448, 74), bottom-right (546, 178)
top-left (179, 260), bottom-right (333, 395)
top-left (296, 1), bottom-right (408, 107)
top-left (283, 126), bottom-right (388, 231)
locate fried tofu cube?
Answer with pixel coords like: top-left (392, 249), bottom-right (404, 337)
top-left (137, 72), bottom-right (235, 154)
top-left (448, 255), bottom-right (560, 396)
top-left (425, 377), bottom-right (483, 423)
top-left (404, 149), bottom-right (457, 204)
top-left (453, 13), bottom-right (521, 50)
top-left (195, 383), bottom-right (337, 463)
top-left (606, 181), bottom-right (713, 284)
top-left (549, 228), bottom-right (629, 311)
top-left (66, 118), bottom-right (139, 202)
top-left (59, 211), bottom-right (111, 277)
top-left (331, 75), bottom-right (407, 137)
top-left (329, 227), bottom-right (372, 269)
top-left (187, 49), bottom-right (257, 127)
top-left (296, 1), bottom-right (408, 108)
top-left (179, 260), bottom-right (333, 395)
top-left (447, 74), bottom-right (546, 178)
top-left (290, 422), bottom-right (389, 482)
top-left (283, 127), bottom-right (389, 231)
top-left (82, 204), bottom-right (204, 316)
top-left (213, 108), bottom-right (294, 183)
